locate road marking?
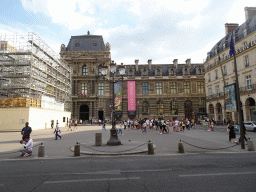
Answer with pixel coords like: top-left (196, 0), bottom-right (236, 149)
top-left (179, 172), bottom-right (256, 177)
top-left (0, 170), bottom-right (121, 178)
top-left (44, 177), bottom-right (140, 184)
top-left (121, 168), bottom-right (172, 173)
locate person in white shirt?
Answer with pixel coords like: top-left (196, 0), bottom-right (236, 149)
top-left (118, 122), bottom-right (123, 135)
top-left (19, 136), bottom-right (33, 157)
top-left (142, 122), bottom-right (148, 134)
top-left (174, 119), bottom-right (179, 132)
top-left (54, 123), bottom-right (62, 140)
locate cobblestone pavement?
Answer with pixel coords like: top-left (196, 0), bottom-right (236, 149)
top-left (0, 125), bottom-right (255, 160)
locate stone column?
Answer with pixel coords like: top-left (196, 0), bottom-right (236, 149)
top-left (75, 80), bottom-right (78, 95)
top-left (243, 105), bottom-right (249, 121)
top-left (74, 102), bottom-right (78, 120)
top-left (214, 106), bottom-right (217, 121)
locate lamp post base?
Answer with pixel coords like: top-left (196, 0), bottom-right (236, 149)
top-left (107, 128), bottom-right (121, 145)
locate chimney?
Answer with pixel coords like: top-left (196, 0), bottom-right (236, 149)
top-left (225, 23), bottom-right (239, 35)
top-left (185, 58), bottom-right (191, 65)
top-left (245, 7), bottom-right (256, 21)
top-left (135, 59), bottom-right (139, 71)
top-left (148, 59), bottom-right (152, 70)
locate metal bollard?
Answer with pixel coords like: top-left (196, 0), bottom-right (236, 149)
top-left (38, 143), bottom-right (45, 157)
top-left (148, 140), bottom-right (154, 155)
top-left (178, 140), bottom-right (185, 153)
top-left (247, 141), bottom-right (255, 151)
top-left (74, 142), bottom-right (80, 156)
top-left (95, 133), bottom-right (102, 146)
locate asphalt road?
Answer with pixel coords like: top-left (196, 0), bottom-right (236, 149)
top-left (1, 153), bottom-right (256, 192)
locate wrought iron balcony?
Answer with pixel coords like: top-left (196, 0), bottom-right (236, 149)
top-left (206, 92), bottom-right (224, 100)
top-left (239, 84), bottom-right (256, 92)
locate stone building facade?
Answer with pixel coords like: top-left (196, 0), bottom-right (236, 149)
top-left (204, 7), bottom-right (256, 124)
top-left (61, 32), bottom-right (206, 122)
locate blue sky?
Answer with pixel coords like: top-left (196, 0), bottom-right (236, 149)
top-left (0, 0), bottom-right (255, 64)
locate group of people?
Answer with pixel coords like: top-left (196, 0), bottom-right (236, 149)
top-left (67, 119), bottom-right (78, 131)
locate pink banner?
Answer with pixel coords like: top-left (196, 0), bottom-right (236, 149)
top-left (127, 81), bottom-right (136, 111)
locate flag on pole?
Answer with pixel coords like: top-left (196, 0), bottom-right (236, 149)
top-left (229, 33), bottom-right (235, 57)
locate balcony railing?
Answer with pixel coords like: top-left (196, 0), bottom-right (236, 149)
top-left (206, 92), bottom-right (224, 100)
top-left (239, 84), bottom-right (256, 92)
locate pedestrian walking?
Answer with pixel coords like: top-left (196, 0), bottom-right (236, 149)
top-left (124, 120), bottom-right (127, 129)
top-left (54, 123), bottom-right (62, 140)
top-left (182, 120), bottom-right (185, 132)
top-left (21, 122), bottom-right (32, 141)
top-left (142, 122), bottom-right (147, 134)
top-left (19, 136), bottom-right (33, 157)
top-left (102, 120), bottom-right (106, 132)
top-left (51, 120), bottom-right (54, 129)
top-left (118, 122), bottom-right (123, 135)
top-left (227, 122), bottom-right (236, 143)
top-left (74, 120), bottom-right (77, 131)
top-left (174, 119), bottom-right (179, 132)
top-left (67, 119), bottom-right (72, 131)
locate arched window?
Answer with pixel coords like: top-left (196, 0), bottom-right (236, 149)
top-left (129, 69), bottom-right (133, 75)
top-left (82, 65), bottom-right (88, 75)
top-left (157, 69), bottom-right (160, 75)
top-left (98, 66), bottom-right (102, 75)
top-left (156, 100), bottom-right (164, 115)
top-left (170, 101), bottom-right (178, 115)
top-left (142, 101), bottom-right (150, 115)
top-left (143, 69), bottom-right (147, 75)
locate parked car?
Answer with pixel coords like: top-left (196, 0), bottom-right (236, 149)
top-left (243, 121), bottom-right (256, 132)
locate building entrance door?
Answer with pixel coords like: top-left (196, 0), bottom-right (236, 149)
top-left (184, 100), bottom-right (192, 119)
top-left (80, 105), bottom-right (89, 121)
top-left (98, 111), bottom-right (104, 120)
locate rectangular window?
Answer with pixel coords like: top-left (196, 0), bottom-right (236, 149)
top-left (209, 88), bottom-right (212, 98)
top-left (170, 82), bottom-right (176, 94)
top-left (246, 75), bottom-right (252, 90)
top-left (156, 82), bottom-right (162, 94)
top-left (197, 82), bottom-right (204, 93)
top-left (223, 66), bottom-right (227, 76)
top-left (184, 82), bottom-right (190, 94)
top-left (216, 85), bottom-right (220, 97)
top-left (208, 73), bottom-right (211, 82)
top-left (81, 83), bottom-right (87, 95)
top-left (215, 70), bottom-right (218, 79)
top-left (245, 56), bottom-right (249, 67)
top-left (142, 82), bottom-right (148, 95)
top-left (98, 83), bottom-right (104, 95)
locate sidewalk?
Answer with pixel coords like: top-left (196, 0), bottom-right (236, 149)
top-left (0, 125), bottom-right (255, 160)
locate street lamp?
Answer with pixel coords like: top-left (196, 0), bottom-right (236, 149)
top-left (101, 61), bottom-right (125, 145)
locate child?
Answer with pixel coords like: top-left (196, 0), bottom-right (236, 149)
top-left (54, 123), bottom-right (62, 140)
top-left (118, 122), bottom-right (123, 135)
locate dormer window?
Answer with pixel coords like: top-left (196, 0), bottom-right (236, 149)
top-left (198, 68), bottom-right (201, 74)
top-left (215, 49), bottom-right (217, 55)
top-left (116, 70), bottom-right (120, 76)
top-left (143, 69), bottom-right (147, 75)
top-left (170, 69), bottom-right (174, 75)
top-left (129, 69), bottom-right (133, 75)
top-left (223, 43), bottom-right (225, 50)
top-left (156, 69), bottom-right (160, 75)
top-left (243, 29), bottom-right (247, 37)
top-left (184, 68), bottom-right (188, 74)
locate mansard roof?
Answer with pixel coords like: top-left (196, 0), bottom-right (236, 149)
top-left (206, 14), bottom-right (256, 61)
top-left (66, 34), bottom-right (105, 51)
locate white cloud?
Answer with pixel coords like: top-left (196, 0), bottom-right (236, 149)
top-left (178, 13), bottom-right (205, 28)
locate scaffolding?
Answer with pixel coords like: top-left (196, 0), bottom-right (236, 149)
top-left (0, 32), bottom-right (71, 111)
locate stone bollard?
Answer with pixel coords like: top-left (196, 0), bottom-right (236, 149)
top-left (38, 143), bottom-right (45, 157)
top-left (74, 142), bottom-right (80, 156)
top-left (148, 140), bottom-right (154, 155)
top-left (247, 141), bottom-right (255, 151)
top-left (178, 140), bottom-right (185, 153)
top-left (95, 133), bottom-right (102, 146)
